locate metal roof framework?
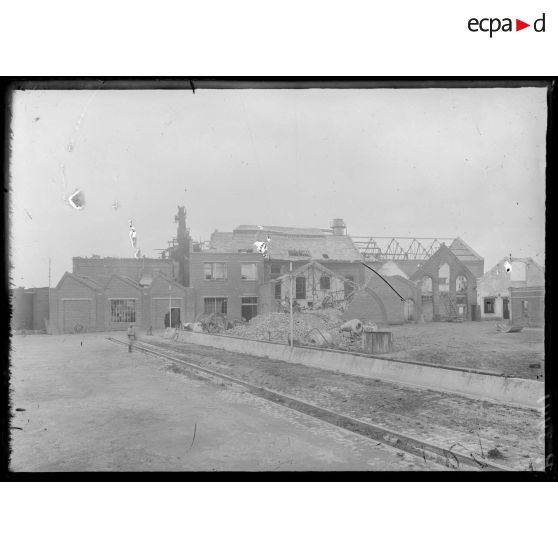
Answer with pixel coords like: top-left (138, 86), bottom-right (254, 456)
top-left (352, 236), bottom-right (456, 261)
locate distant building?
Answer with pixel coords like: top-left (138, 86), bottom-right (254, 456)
top-left (11, 287), bottom-right (50, 331)
top-left (198, 220), bottom-right (365, 321)
top-left (49, 271), bottom-right (194, 333)
top-left (352, 236), bottom-right (484, 279)
top-left (263, 260), bottom-right (358, 315)
top-left (477, 257), bottom-right (544, 321)
top-left (189, 251), bottom-right (264, 321)
top-left (36, 207), bottom-right (494, 332)
top-left (410, 243), bottom-right (479, 321)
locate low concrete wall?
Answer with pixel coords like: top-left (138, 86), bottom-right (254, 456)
top-left (176, 331), bottom-right (543, 410)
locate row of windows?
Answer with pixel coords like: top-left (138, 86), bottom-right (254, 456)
top-left (274, 276), bottom-right (355, 300)
top-left (204, 262), bottom-right (258, 281)
top-left (110, 299), bottom-right (136, 323)
top-left (483, 296), bottom-right (516, 314)
top-left (108, 297), bottom-right (260, 323)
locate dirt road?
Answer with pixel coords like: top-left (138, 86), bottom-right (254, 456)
top-left (9, 334), bottom-right (439, 471)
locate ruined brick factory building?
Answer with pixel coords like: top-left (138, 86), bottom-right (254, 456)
top-left (12, 208), bottom-right (492, 332)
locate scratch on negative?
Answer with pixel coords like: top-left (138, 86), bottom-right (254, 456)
top-left (188, 423), bottom-right (197, 451)
top-left (67, 84), bottom-right (104, 152)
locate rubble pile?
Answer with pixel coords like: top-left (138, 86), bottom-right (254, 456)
top-left (222, 309), bottom-right (368, 350)
top-left (223, 312), bottom-right (313, 343)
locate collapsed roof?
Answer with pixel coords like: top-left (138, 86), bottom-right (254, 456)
top-left (208, 225), bottom-right (364, 262)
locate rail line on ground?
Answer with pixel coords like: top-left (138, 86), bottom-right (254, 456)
top-left (106, 337), bottom-right (513, 472)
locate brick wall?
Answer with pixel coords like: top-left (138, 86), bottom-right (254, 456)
top-left (477, 259), bottom-right (544, 320)
top-left (510, 287), bottom-right (545, 327)
top-left (32, 287), bottom-right (50, 330)
top-left (190, 253), bottom-right (264, 320)
top-left (343, 273), bottom-right (420, 325)
top-left (51, 274), bottom-right (101, 333)
top-left (50, 272), bottom-right (195, 333)
top-left (11, 288), bottom-right (33, 330)
top-left (73, 257), bottom-right (174, 284)
top-left (104, 277), bottom-right (143, 331)
top-left (148, 275), bottom-right (194, 328)
top-left (411, 245), bottom-right (477, 321)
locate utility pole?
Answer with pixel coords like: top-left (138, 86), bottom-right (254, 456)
top-left (289, 261), bottom-right (293, 348)
top-left (168, 284), bottom-right (172, 328)
top-left (48, 257), bottom-right (52, 333)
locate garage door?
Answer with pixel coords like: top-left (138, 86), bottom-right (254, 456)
top-left (63, 299), bottom-right (92, 333)
top-left (152, 298), bottom-right (182, 329)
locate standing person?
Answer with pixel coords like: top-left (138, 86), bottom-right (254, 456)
top-left (127, 324), bottom-right (136, 353)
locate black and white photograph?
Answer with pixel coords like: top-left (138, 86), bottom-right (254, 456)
top-left (6, 80), bottom-right (549, 474)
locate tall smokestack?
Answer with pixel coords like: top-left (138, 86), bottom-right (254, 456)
top-left (173, 206), bottom-right (191, 286)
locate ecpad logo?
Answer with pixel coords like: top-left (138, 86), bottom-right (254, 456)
top-left (468, 13), bottom-right (546, 37)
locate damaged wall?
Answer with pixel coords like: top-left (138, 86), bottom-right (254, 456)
top-left (343, 273), bottom-right (421, 325)
top-left (411, 244), bottom-right (477, 321)
top-left (510, 286), bottom-right (545, 328)
top-left (477, 257), bottom-right (545, 321)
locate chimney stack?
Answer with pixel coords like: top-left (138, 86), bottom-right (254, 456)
top-left (331, 218), bottom-right (347, 236)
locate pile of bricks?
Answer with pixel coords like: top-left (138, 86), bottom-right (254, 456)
top-left (223, 313), bottom-right (310, 343)
top-left (223, 310), bottom-right (349, 345)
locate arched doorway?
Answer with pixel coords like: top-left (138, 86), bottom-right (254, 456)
top-left (455, 275), bottom-right (468, 319)
top-left (420, 276), bottom-right (433, 321)
top-left (404, 298), bottom-right (416, 321)
top-left (438, 263), bottom-right (450, 293)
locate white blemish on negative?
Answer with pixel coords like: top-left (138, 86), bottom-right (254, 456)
top-left (68, 190), bottom-right (85, 210)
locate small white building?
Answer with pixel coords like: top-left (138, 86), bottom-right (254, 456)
top-left (476, 257), bottom-right (544, 320)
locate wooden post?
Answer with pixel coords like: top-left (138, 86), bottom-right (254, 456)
top-left (289, 261), bottom-right (293, 348)
top-left (362, 331), bottom-right (393, 354)
top-left (169, 284), bottom-right (172, 328)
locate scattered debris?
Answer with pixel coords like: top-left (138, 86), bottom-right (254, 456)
top-left (112, 200), bottom-right (119, 210)
top-left (487, 447), bottom-right (505, 460)
top-left (496, 323), bottom-right (524, 333)
top-left (340, 319), bottom-right (363, 334)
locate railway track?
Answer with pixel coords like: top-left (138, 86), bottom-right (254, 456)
top-left (107, 337), bottom-right (514, 472)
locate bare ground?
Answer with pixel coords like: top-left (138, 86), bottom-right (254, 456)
top-left (223, 315), bottom-right (544, 380)
top-left (383, 321), bottom-right (544, 380)
top-left (144, 335), bottom-right (545, 471)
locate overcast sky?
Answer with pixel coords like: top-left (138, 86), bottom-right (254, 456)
top-left (10, 86), bottom-right (546, 288)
